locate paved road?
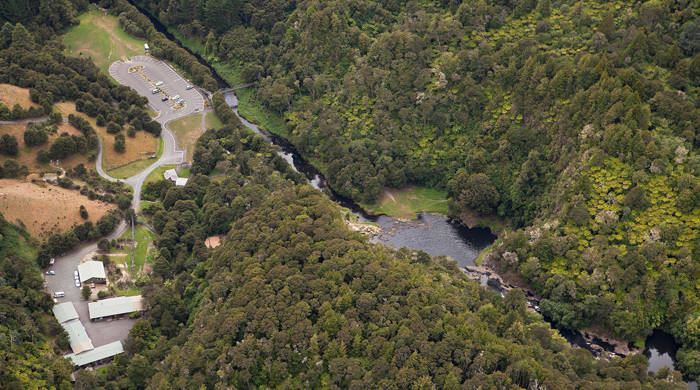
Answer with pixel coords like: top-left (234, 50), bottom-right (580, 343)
top-left (108, 56), bottom-right (206, 211)
top-left (0, 116), bottom-right (50, 125)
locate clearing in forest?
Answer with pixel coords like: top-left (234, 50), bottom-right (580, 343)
top-left (0, 179), bottom-right (116, 240)
top-left (0, 84), bottom-right (39, 110)
top-left (54, 102), bottom-right (159, 173)
top-left (361, 186), bottom-right (450, 220)
top-left (0, 122), bottom-right (90, 173)
top-left (168, 114), bottom-right (203, 163)
top-left (62, 9), bottom-right (146, 76)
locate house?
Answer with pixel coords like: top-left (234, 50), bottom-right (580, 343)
top-left (164, 169), bottom-right (189, 187)
top-left (164, 169), bottom-right (178, 181)
top-left (78, 261), bottom-right (106, 284)
top-left (65, 341), bottom-right (124, 368)
top-left (52, 302), bottom-right (79, 324)
top-left (88, 295), bottom-right (144, 321)
top-left (62, 320), bottom-right (94, 354)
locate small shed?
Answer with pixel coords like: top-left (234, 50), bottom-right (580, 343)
top-left (175, 177), bottom-right (188, 187)
top-left (78, 261), bottom-right (106, 284)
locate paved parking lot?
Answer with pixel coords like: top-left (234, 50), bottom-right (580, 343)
top-left (109, 56), bottom-right (204, 122)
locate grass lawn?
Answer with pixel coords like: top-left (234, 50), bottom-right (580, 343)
top-left (119, 225), bottom-right (156, 274)
top-left (108, 158), bottom-right (157, 180)
top-left (168, 114), bottom-right (203, 163)
top-left (144, 164), bottom-right (176, 185)
top-left (62, 8), bottom-right (146, 76)
top-left (179, 167), bottom-right (191, 178)
top-left (360, 186), bottom-right (450, 220)
top-left (115, 287), bottom-right (141, 296)
top-left (146, 107), bottom-right (158, 118)
top-left (204, 112), bottom-right (224, 130)
top-left (235, 88), bottom-right (286, 137)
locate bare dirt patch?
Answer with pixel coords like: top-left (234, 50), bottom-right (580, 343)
top-left (54, 102), bottom-right (157, 168)
top-left (0, 179), bottom-right (116, 239)
top-left (0, 84), bottom-right (39, 109)
top-left (205, 236), bottom-right (223, 248)
top-left (0, 122), bottom-right (89, 173)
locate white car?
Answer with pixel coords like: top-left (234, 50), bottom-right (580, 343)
top-left (185, 85), bottom-right (193, 90)
top-left (74, 271), bottom-right (79, 278)
top-left (46, 270), bottom-right (55, 275)
top-left (155, 81), bottom-right (164, 86)
top-left (75, 280), bottom-right (81, 287)
top-left (49, 258), bottom-right (55, 265)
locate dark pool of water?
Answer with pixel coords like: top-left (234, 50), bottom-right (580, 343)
top-left (644, 330), bottom-right (698, 389)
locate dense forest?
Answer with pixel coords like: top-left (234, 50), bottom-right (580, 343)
top-left (2, 0), bottom-right (700, 387)
top-left (128, 0), bottom-right (700, 380)
top-left (75, 97), bottom-right (687, 389)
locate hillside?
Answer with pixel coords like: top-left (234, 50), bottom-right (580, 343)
top-left (128, 0), bottom-right (700, 379)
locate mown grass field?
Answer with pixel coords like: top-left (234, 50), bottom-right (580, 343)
top-left (119, 225), bottom-right (156, 275)
top-left (204, 112), bottom-right (224, 130)
top-left (144, 164), bottom-right (176, 185)
top-left (62, 9), bottom-right (146, 76)
top-left (168, 114), bottom-right (202, 163)
top-left (360, 186), bottom-right (449, 220)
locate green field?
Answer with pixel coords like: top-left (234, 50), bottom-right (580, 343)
top-left (235, 88), bottom-right (286, 137)
top-left (63, 9), bottom-right (146, 76)
top-left (119, 225), bottom-right (156, 274)
top-left (204, 112), bottom-right (224, 130)
top-left (144, 164), bottom-right (176, 185)
top-left (168, 114), bottom-right (203, 163)
top-left (108, 158), bottom-right (157, 179)
top-left (360, 187), bottom-right (449, 220)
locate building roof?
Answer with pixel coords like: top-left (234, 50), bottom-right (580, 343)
top-left (78, 261), bottom-right (106, 283)
top-left (65, 341), bottom-right (124, 367)
top-left (175, 177), bottom-right (188, 187)
top-left (88, 296), bottom-right (143, 320)
top-left (62, 320), bottom-right (94, 354)
top-left (53, 302), bottom-right (79, 324)
top-left (164, 169), bottom-right (178, 181)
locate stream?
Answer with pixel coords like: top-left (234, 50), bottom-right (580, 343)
top-left (128, 2), bottom-right (696, 385)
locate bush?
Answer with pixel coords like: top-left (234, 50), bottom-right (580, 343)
top-left (97, 290), bottom-right (109, 299)
top-left (114, 134), bottom-right (126, 153)
top-left (106, 121), bottom-right (122, 134)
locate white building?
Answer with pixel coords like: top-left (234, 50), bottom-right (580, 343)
top-left (78, 261), bottom-right (106, 284)
top-left (88, 295), bottom-right (144, 321)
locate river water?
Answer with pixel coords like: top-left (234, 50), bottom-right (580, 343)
top-left (132, 2), bottom-right (694, 382)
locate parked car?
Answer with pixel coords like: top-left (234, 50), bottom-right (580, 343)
top-left (161, 97), bottom-right (169, 101)
top-left (185, 85), bottom-right (193, 90)
top-left (172, 95), bottom-right (180, 100)
top-left (151, 89), bottom-right (159, 94)
top-left (74, 271), bottom-right (79, 278)
top-left (75, 280), bottom-right (81, 287)
top-left (49, 258), bottom-right (55, 265)
top-left (155, 81), bottom-right (164, 86)
top-left (46, 270), bottom-right (55, 275)
top-left (53, 291), bottom-right (65, 298)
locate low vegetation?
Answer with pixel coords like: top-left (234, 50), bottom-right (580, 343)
top-left (168, 114), bottom-right (203, 163)
top-left (361, 186), bottom-right (449, 220)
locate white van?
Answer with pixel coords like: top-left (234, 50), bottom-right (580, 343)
top-left (53, 291), bottom-right (65, 298)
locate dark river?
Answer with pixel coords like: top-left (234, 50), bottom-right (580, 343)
top-left (129, 3), bottom-right (695, 384)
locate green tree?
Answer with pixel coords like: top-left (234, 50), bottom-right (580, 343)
top-left (0, 134), bottom-right (19, 156)
top-left (10, 23), bottom-right (35, 50)
top-left (81, 285), bottom-right (91, 300)
top-left (454, 173), bottom-right (500, 215)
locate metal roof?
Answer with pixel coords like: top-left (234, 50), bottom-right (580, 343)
top-left (65, 341), bottom-right (124, 367)
top-left (78, 261), bottom-right (106, 283)
top-left (175, 177), bottom-right (188, 187)
top-left (62, 320), bottom-right (94, 354)
top-left (88, 296), bottom-right (143, 319)
top-left (164, 169), bottom-right (178, 181)
top-left (53, 302), bottom-right (79, 324)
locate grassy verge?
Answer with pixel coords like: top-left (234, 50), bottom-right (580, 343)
top-left (474, 240), bottom-right (500, 266)
top-left (119, 226), bottom-right (156, 273)
top-left (108, 158), bottom-right (157, 179)
top-left (146, 107), bottom-right (158, 118)
top-left (168, 114), bottom-right (203, 163)
top-left (235, 88), bottom-right (286, 137)
top-left (360, 186), bottom-right (450, 220)
top-left (62, 8), bottom-right (145, 77)
top-left (145, 165), bottom-right (177, 185)
top-left (156, 138), bottom-right (164, 158)
top-left (204, 112), bottom-right (224, 130)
